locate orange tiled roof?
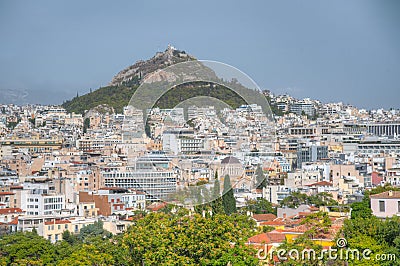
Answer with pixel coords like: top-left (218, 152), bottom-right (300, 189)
top-left (247, 232), bottom-right (286, 245)
top-left (146, 202), bottom-right (167, 211)
top-left (252, 213), bottom-right (277, 222)
top-left (0, 208), bottom-right (24, 215)
top-left (370, 191), bottom-right (400, 199)
top-left (282, 224), bottom-right (309, 233)
top-left (0, 192), bottom-right (14, 196)
top-left (44, 220), bottom-right (71, 225)
top-left (260, 219), bottom-right (286, 226)
top-left (306, 181), bottom-right (333, 187)
top-left (8, 217), bottom-right (18, 225)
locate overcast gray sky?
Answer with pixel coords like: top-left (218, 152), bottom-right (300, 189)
top-left (0, 0), bottom-right (399, 109)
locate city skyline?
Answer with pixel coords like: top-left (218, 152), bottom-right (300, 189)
top-left (2, 2), bottom-right (400, 264)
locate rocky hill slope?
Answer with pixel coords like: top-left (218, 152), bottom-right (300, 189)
top-left (109, 45), bottom-right (195, 86)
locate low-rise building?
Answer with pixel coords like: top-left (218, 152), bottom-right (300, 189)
top-left (370, 190), bottom-right (400, 218)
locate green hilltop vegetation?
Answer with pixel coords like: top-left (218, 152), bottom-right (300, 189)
top-left (62, 47), bottom-right (283, 116)
top-left (62, 82), bottom-right (283, 116)
top-left (62, 85), bottom-right (138, 115)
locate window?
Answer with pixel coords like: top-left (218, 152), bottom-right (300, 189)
top-left (65, 224), bottom-right (68, 229)
top-left (58, 225), bottom-right (61, 230)
top-left (379, 200), bottom-right (385, 212)
top-left (398, 201), bottom-right (400, 213)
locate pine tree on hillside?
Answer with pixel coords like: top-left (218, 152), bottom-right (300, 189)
top-left (255, 164), bottom-right (267, 189)
top-left (211, 171), bottom-right (224, 215)
top-left (222, 174), bottom-right (237, 215)
top-left (194, 186), bottom-right (204, 214)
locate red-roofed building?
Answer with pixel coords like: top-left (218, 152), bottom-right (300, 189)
top-left (247, 232), bottom-right (286, 247)
top-left (247, 231), bottom-right (286, 263)
top-left (306, 181), bottom-right (333, 188)
top-left (0, 208), bottom-right (24, 223)
top-left (146, 202), bottom-right (168, 212)
top-left (370, 190), bottom-right (400, 218)
top-left (38, 218), bottom-right (98, 243)
top-left (79, 189), bottom-right (145, 216)
top-left (259, 219), bottom-right (286, 228)
top-left (251, 213), bottom-right (277, 226)
top-left (44, 219), bottom-right (72, 226)
top-left (0, 191), bottom-right (15, 208)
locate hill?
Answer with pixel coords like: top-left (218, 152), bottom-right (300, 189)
top-left (62, 46), bottom-right (282, 115)
top-left (62, 85), bottom-right (137, 114)
top-left (109, 44), bottom-right (195, 87)
top-left (62, 82), bottom-right (247, 115)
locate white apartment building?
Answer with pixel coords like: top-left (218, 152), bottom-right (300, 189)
top-left (102, 169), bottom-right (176, 201)
top-left (20, 183), bottom-right (65, 216)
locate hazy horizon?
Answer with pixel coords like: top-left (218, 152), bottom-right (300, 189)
top-left (1, 0), bottom-right (399, 109)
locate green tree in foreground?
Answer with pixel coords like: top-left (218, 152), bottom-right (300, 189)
top-left (340, 216), bottom-right (400, 265)
top-left (243, 198), bottom-right (276, 215)
top-left (222, 175), bottom-right (237, 215)
top-left (280, 191), bottom-right (338, 208)
top-left (77, 220), bottom-right (112, 241)
top-left (0, 212), bottom-right (260, 265)
top-left (350, 184), bottom-right (400, 219)
top-left (0, 231), bottom-right (56, 265)
top-left (211, 171), bottom-right (224, 215)
top-left (120, 212), bottom-right (258, 265)
top-left (350, 199), bottom-right (372, 219)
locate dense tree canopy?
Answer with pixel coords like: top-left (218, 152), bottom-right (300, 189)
top-left (0, 213), bottom-right (259, 265)
top-left (342, 185), bottom-right (400, 265)
top-left (242, 198), bottom-right (276, 215)
top-left (280, 192), bottom-right (338, 208)
top-left (120, 212), bottom-right (258, 265)
top-left (351, 184), bottom-right (400, 219)
top-left (341, 216), bottom-right (400, 265)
